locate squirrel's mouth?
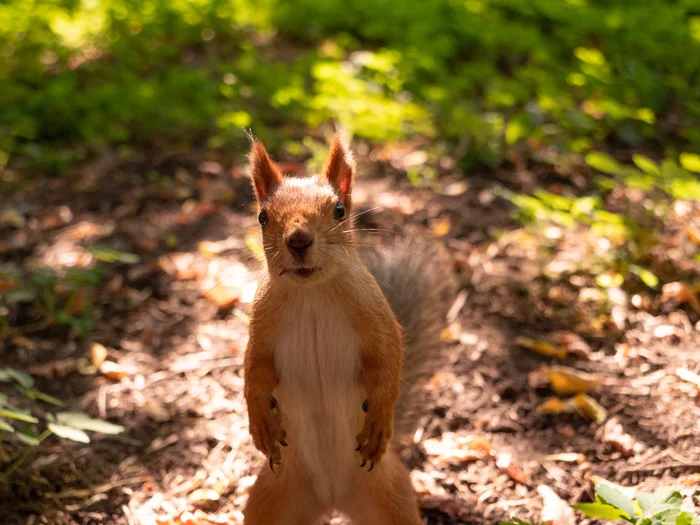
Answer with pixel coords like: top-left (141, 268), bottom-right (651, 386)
top-left (279, 266), bottom-right (320, 278)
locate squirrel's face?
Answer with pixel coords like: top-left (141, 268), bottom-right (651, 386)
top-left (249, 134), bottom-right (355, 286)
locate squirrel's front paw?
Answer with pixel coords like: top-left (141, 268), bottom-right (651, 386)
top-left (249, 395), bottom-right (287, 472)
top-left (356, 404), bottom-right (393, 471)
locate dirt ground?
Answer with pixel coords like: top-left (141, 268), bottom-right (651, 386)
top-left (1, 145), bottom-right (699, 525)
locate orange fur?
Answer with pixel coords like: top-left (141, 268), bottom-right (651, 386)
top-left (243, 134), bottom-right (420, 525)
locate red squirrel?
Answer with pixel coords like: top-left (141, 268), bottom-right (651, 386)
top-left (243, 133), bottom-right (451, 525)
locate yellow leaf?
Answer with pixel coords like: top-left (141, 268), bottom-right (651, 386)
top-left (687, 227), bottom-right (700, 246)
top-left (440, 321), bottom-right (461, 343)
top-left (538, 397), bottom-right (565, 415)
top-left (545, 366), bottom-right (601, 396)
top-left (515, 336), bottom-right (567, 359)
top-left (90, 343), bottom-right (108, 368)
top-left (571, 393), bottom-right (607, 423)
top-left (431, 217), bottom-right (452, 237)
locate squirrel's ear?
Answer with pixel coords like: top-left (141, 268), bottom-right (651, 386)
top-left (322, 132), bottom-right (354, 203)
top-left (248, 139), bottom-right (282, 202)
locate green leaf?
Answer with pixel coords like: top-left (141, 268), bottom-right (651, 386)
top-left (572, 502), bottom-right (630, 520)
top-left (0, 419), bottom-right (15, 432)
top-left (637, 491), bottom-right (655, 512)
top-left (586, 152), bottom-right (624, 176)
top-left (56, 412), bottom-right (124, 434)
top-left (29, 390), bottom-right (64, 407)
top-left (86, 245), bottom-right (140, 264)
top-left (679, 153), bottom-right (700, 173)
top-left (597, 484), bottom-right (635, 518)
top-left (15, 429), bottom-right (40, 446)
top-left (632, 154), bottom-right (660, 176)
top-left (0, 393), bottom-right (8, 406)
top-left (1, 368), bottom-right (34, 389)
top-left (0, 409), bottom-right (38, 423)
top-left (48, 423), bottom-right (90, 443)
top-left (629, 265), bottom-right (659, 289)
top-left (676, 512), bottom-right (694, 525)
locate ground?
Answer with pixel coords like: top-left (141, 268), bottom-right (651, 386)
top-left (0, 145), bottom-right (699, 525)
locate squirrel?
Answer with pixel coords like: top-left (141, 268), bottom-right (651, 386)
top-left (242, 133), bottom-right (452, 525)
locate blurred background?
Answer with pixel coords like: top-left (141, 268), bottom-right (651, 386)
top-left (1, 1), bottom-right (700, 524)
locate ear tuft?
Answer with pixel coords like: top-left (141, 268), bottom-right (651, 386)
top-left (249, 139), bottom-right (282, 202)
top-left (322, 132), bottom-right (355, 203)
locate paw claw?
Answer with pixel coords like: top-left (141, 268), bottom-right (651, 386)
top-left (269, 457), bottom-right (275, 472)
top-left (360, 459), bottom-right (367, 468)
top-left (280, 440), bottom-right (288, 447)
top-left (368, 461), bottom-right (375, 472)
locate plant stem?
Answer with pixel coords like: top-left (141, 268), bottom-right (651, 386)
top-left (0, 429), bottom-right (52, 480)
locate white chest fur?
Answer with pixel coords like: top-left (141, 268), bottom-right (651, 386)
top-left (272, 285), bottom-right (365, 505)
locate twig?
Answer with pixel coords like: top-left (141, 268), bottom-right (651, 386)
top-left (0, 429), bottom-right (52, 480)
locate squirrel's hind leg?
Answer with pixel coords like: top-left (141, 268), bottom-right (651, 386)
top-left (243, 465), bottom-right (326, 525)
top-left (339, 448), bottom-right (422, 525)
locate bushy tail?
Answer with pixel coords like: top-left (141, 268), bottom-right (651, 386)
top-left (361, 237), bottom-right (456, 445)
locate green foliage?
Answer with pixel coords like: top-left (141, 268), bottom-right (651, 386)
top-left (0, 266), bottom-right (104, 339)
top-left (0, 366), bottom-right (124, 478)
top-left (573, 484), bottom-right (700, 525)
top-left (1, 0), bottom-right (699, 170)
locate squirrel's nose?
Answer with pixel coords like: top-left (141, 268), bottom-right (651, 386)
top-left (286, 230), bottom-right (314, 258)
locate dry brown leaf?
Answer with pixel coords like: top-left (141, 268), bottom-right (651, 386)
top-left (0, 278), bottom-right (17, 293)
top-left (90, 343), bottom-right (108, 368)
top-left (515, 336), bottom-right (567, 359)
top-left (600, 417), bottom-right (642, 456)
top-left (686, 227), bottom-right (700, 245)
top-left (157, 253), bottom-right (201, 281)
top-left (100, 361), bottom-right (127, 381)
top-left (545, 366), bottom-right (601, 396)
top-left (495, 452), bottom-right (529, 484)
top-left (538, 485), bottom-right (576, 525)
top-left (202, 283), bottom-right (241, 309)
top-left (422, 432), bottom-right (491, 464)
top-left (551, 331), bottom-right (592, 359)
top-left (661, 282), bottom-right (700, 315)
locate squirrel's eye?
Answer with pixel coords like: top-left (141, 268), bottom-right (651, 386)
top-left (258, 209), bottom-right (268, 227)
top-left (334, 203), bottom-right (345, 221)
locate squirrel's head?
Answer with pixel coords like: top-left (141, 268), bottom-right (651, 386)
top-left (249, 133), bottom-right (356, 286)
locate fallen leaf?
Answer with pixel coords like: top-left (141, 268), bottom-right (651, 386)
top-left (440, 321), bottom-right (461, 344)
top-left (157, 253), bottom-right (201, 281)
top-left (0, 208), bottom-right (26, 228)
top-left (571, 393), bottom-right (607, 423)
top-left (0, 278), bottom-right (17, 293)
top-left (661, 282), bottom-right (700, 315)
top-left (422, 432), bottom-right (491, 464)
top-left (431, 217), bottom-right (452, 238)
top-left (198, 238), bottom-right (242, 258)
top-left (90, 343), bottom-right (108, 368)
top-left (538, 485), bottom-right (576, 525)
top-left (76, 357), bottom-right (98, 375)
top-left (686, 227), bottom-right (700, 245)
top-left (551, 331), bottom-right (592, 359)
top-left (495, 452), bottom-right (529, 484)
top-left (202, 283), bottom-right (241, 309)
top-left (599, 417), bottom-right (642, 456)
top-left (545, 366), bottom-right (601, 396)
top-left (515, 336), bottom-right (567, 359)
top-left (538, 397), bottom-right (566, 415)
top-left (99, 361), bottom-right (127, 381)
